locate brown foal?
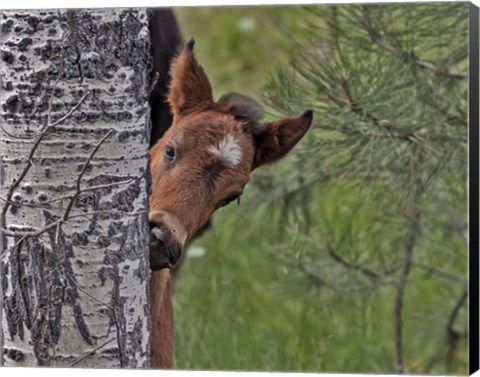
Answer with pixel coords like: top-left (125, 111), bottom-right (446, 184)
top-left (149, 40), bottom-right (313, 368)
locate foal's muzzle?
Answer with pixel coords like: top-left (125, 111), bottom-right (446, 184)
top-left (149, 222), bottom-right (184, 270)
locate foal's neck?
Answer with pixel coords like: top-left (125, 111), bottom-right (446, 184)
top-left (150, 269), bottom-right (174, 368)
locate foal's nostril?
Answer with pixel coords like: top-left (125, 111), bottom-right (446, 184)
top-left (149, 216), bottom-right (184, 269)
top-left (167, 243), bottom-right (182, 268)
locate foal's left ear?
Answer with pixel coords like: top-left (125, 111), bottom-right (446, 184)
top-left (168, 39), bottom-right (213, 118)
top-left (252, 110), bottom-right (313, 170)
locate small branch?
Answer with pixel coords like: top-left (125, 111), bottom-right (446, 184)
top-left (0, 196), bottom-right (63, 211)
top-left (0, 202), bottom-right (141, 242)
top-left (51, 176), bottom-right (138, 203)
top-left (297, 261), bottom-right (394, 293)
top-left (62, 129), bottom-right (114, 221)
top-left (412, 261), bottom-right (467, 285)
top-left (0, 124), bottom-right (41, 140)
top-left (80, 178), bottom-right (136, 193)
top-left (1, 128), bottom-right (53, 233)
top-left (10, 234), bottom-right (28, 252)
top-left (68, 210), bottom-right (146, 220)
top-left (1, 220), bottom-right (62, 258)
top-left (325, 241), bottom-right (381, 279)
top-left (69, 336), bottom-right (119, 367)
top-left (49, 91), bottom-right (90, 128)
top-left (1, 220), bottom-right (62, 238)
top-left (298, 263), bottom-right (333, 290)
top-left (67, 271), bottom-right (113, 312)
top-left (46, 59), bottom-right (65, 127)
top-left (413, 60), bottom-right (467, 79)
top-left (0, 177), bottom-right (137, 211)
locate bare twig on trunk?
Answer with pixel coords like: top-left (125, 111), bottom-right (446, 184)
top-left (0, 90), bottom-right (89, 244)
top-left (0, 130), bottom-right (115, 244)
top-left (62, 129), bottom-right (113, 221)
top-left (69, 336), bottom-right (120, 367)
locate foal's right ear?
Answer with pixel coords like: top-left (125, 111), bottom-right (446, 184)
top-left (167, 39), bottom-right (214, 118)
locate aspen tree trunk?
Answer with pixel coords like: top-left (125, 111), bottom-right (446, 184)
top-left (0, 9), bottom-right (152, 367)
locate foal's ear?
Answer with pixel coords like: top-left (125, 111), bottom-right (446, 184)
top-left (252, 110), bottom-right (313, 170)
top-left (168, 39), bottom-right (213, 117)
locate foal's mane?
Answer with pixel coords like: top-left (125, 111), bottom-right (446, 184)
top-left (217, 92), bottom-right (266, 135)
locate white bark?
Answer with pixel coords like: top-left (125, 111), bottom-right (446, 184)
top-left (0, 9), bottom-right (151, 367)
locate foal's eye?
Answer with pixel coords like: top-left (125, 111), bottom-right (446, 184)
top-left (164, 146), bottom-right (175, 161)
top-left (218, 193), bottom-right (241, 208)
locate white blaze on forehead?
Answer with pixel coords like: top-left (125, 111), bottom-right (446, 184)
top-left (208, 134), bottom-right (243, 167)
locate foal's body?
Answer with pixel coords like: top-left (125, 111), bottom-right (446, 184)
top-left (148, 11), bottom-right (312, 368)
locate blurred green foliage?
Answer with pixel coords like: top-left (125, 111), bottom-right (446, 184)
top-left (172, 3), bottom-right (468, 374)
top-left (175, 5), bottom-right (306, 97)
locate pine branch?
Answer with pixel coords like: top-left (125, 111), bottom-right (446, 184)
top-left (298, 264), bottom-right (392, 293)
top-left (327, 74), bottom-right (414, 142)
top-left (298, 263), bottom-right (332, 290)
top-left (424, 100), bottom-right (468, 127)
top-left (325, 241), bottom-right (381, 279)
top-left (361, 7), bottom-right (466, 80)
top-left (412, 261), bottom-right (467, 285)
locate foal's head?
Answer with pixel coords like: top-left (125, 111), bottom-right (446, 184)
top-left (149, 40), bottom-right (313, 270)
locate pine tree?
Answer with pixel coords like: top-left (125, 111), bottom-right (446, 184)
top-left (259, 3), bottom-right (468, 374)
